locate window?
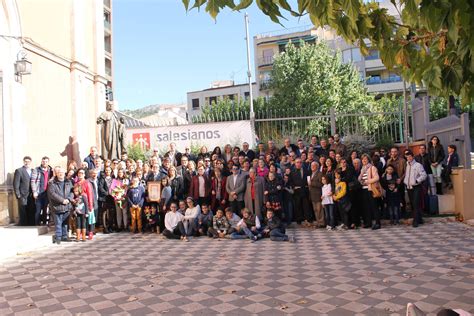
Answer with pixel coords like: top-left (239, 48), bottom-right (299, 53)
top-left (244, 92), bottom-right (250, 100)
top-left (366, 49), bottom-right (379, 60)
top-left (352, 49), bottom-right (362, 62)
top-left (342, 50), bottom-right (351, 63)
top-left (342, 48), bottom-right (362, 63)
top-left (209, 96), bottom-right (217, 105)
top-left (227, 94), bottom-right (235, 101)
top-left (192, 98), bottom-right (199, 109)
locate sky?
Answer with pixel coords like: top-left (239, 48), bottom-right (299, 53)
top-left (113, 0), bottom-right (310, 110)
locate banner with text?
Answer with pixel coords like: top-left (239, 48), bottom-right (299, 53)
top-left (126, 120), bottom-right (255, 153)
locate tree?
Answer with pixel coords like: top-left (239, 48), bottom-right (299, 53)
top-left (182, 0), bottom-right (474, 106)
top-left (268, 41), bottom-right (372, 115)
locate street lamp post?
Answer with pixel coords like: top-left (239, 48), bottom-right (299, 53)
top-left (244, 13), bottom-right (255, 130)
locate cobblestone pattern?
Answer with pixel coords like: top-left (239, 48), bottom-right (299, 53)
top-left (0, 222), bottom-right (473, 315)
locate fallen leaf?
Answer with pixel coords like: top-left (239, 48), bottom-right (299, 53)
top-left (355, 289), bottom-right (364, 295)
top-left (225, 289), bottom-right (236, 294)
top-left (127, 296), bottom-right (138, 302)
top-left (27, 303), bottom-right (34, 307)
top-left (382, 279), bottom-right (389, 283)
top-left (279, 304), bottom-right (289, 310)
top-left (296, 299), bottom-right (307, 304)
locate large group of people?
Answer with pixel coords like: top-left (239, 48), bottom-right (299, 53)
top-left (13, 134), bottom-right (460, 245)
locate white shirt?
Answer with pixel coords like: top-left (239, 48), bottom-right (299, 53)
top-left (321, 184), bottom-right (333, 205)
top-left (184, 205), bottom-right (201, 221)
top-left (198, 176), bottom-right (205, 197)
top-left (237, 216), bottom-right (261, 229)
top-left (165, 211), bottom-right (184, 231)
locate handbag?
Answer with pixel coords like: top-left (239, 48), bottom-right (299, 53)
top-left (369, 166), bottom-right (383, 198)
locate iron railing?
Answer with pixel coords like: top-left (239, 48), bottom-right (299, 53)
top-left (191, 108), bottom-right (409, 145)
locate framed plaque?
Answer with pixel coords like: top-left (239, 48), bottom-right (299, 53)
top-left (147, 182), bottom-right (161, 202)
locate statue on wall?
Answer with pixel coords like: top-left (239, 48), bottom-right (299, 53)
top-left (97, 101), bottom-right (126, 160)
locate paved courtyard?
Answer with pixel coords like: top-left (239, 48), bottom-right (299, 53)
top-left (0, 221), bottom-right (473, 316)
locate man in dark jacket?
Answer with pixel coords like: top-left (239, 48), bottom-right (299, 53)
top-left (280, 138), bottom-right (298, 156)
top-left (83, 146), bottom-right (98, 170)
top-left (239, 142), bottom-right (256, 161)
top-left (14, 156), bottom-right (33, 225)
top-left (47, 167), bottom-right (73, 244)
top-left (415, 144), bottom-right (433, 213)
top-left (290, 158), bottom-right (312, 225)
top-left (31, 156), bottom-right (53, 225)
top-left (98, 166), bottom-right (114, 233)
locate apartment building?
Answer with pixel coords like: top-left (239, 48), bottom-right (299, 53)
top-left (104, 0), bottom-right (114, 101)
top-left (253, 2), bottom-right (404, 98)
top-left (187, 80), bottom-right (257, 115)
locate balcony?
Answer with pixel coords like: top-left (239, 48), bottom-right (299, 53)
top-left (104, 0), bottom-right (111, 9)
top-left (366, 76), bottom-right (404, 93)
top-left (104, 20), bottom-right (111, 31)
top-left (105, 66), bottom-right (112, 77)
top-left (258, 56), bottom-right (274, 67)
top-left (259, 79), bottom-right (272, 91)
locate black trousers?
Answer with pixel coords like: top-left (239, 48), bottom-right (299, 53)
top-left (349, 189), bottom-right (362, 226)
top-left (407, 185), bottom-right (423, 225)
top-left (162, 222), bottom-right (186, 239)
top-left (230, 200), bottom-right (244, 215)
top-left (293, 188), bottom-right (312, 223)
top-left (362, 189), bottom-right (379, 226)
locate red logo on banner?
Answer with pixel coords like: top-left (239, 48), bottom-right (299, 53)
top-left (133, 133), bottom-right (150, 150)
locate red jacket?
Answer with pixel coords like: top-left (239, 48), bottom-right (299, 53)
top-left (75, 179), bottom-right (94, 211)
top-left (189, 175), bottom-right (211, 200)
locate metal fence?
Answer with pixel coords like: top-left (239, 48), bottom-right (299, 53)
top-left (191, 108), bottom-right (409, 146)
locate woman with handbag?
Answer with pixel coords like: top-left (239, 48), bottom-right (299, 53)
top-left (358, 154), bottom-right (382, 230)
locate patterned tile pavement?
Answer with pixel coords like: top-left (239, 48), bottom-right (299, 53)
top-left (0, 222), bottom-right (473, 315)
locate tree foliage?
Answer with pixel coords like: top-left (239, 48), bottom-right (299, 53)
top-left (268, 41), bottom-right (372, 115)
top-left (183, 0), bottom-right (474, 106)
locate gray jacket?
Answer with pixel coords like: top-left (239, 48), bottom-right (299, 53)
top-left (47, 178), bottom-right (74, 214)
top-left (226, 173), bottom-right (246, 202)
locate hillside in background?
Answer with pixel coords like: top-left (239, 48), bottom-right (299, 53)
top-left (121, 104), bottom-right (164, 119)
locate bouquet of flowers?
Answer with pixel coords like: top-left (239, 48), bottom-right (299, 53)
top-left (111, 185), bottom-right (126, 208)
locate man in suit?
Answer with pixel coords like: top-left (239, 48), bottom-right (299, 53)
top-left (176, 155), bottom-right (189, 178)
top-left (308, 161), bottom-right (324, 228)
top-left (31, 156), bottom-right (53, 225)
top-left (87, 169), bottom-right (100, 234)
top-left (146, 163), bottom-right (163, 183)
top-left (14, 156), bottom-right (34, 225)
top-left (290, 158), bottom-right (312, 225)
top-left (83, 146), bottom-right (98, 170)
top-left (226, 165), bottom-right (246, 215)
top-left (239, 142), bottom-right (255, 162)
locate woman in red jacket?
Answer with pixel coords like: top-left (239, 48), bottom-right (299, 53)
top-left (189, 165), bottom-right (211, 207)
top-left (75, 168), bottom-right (94, 214)
top-left (210, 167), bottom-right (228, 212)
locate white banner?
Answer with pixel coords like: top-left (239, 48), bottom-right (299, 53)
top-left (126, 120), bottom-right (255, 153)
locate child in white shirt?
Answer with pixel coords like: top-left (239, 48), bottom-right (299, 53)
top-left (321, 175), bottom-right (335, 230)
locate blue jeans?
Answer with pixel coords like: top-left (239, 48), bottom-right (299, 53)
top-left (270, 228), bottom-right (288, 241)
top-left (54, 212), bottom-right (69, 240)
top-left (283, 198), bottom-right (294, 225)
top-left (388, 205), bottom-right (400, 222)
top-left (34, 192), bottom-right (49, 225)
top-left (323, 204), bottom-right (335, 228)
